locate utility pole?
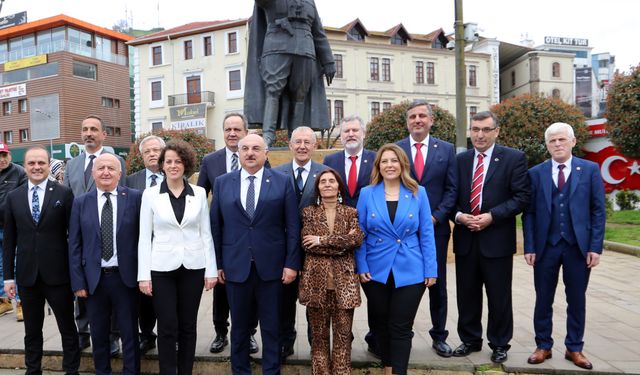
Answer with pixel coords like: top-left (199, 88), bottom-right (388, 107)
top-left (0, 0), bottom-right (5, 16)
top-left (454, 0), bottom-right (468, 153)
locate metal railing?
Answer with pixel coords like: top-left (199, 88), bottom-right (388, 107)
top-left (0, 40), bottom-right (128, 66)
top-left (168, 91), bottom-right (215, 107)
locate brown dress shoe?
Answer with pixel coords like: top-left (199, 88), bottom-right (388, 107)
top-left (565, 350), bottom-right (593, 370)
top-left (528, 348), bottom-right (552, 364)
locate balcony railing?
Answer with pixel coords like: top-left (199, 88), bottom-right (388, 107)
top-left (168, 91), bottom-right (215, 107)
top-left (0, 40), bottom-right (128, 66)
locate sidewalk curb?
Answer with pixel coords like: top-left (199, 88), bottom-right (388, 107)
top-left (604, 240), bottom-right (640, 257)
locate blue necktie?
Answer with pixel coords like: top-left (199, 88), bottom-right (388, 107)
top-left (231, 153), bottom-right (239, 171)
top-left (246, 176), bottom-right (256, 218)
top-left (150, 174), bottom-right (158, 187)
top-left (31, 186), bottom-right (40, 224)
top-left (296, 167), bottom-right (305, 191)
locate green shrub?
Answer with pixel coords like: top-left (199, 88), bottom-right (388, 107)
top-left (615, 190), bottom-right (640, 210)
top-left (126, 130), bottom-right (214, 175)
top-left (605, 63), bottom-right (640, 157)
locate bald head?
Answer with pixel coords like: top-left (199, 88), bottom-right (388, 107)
top-left (92, 153), bottom-right (122, 191)
top-left (239, 134), bottom-right (268, 174)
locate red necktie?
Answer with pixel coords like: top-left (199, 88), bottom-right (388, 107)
top-left (470, 153), bottom-right (484, 215)
top-left (414, 143), bottom-right (424, 181)
top-left (348, 155), bottom-right (358, 197)
top-left (558, 164), bottom-right (566, 190)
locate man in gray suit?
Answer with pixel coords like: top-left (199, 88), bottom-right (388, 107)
top-left (126, 135), bottom-right (165, 354)
top-left (274, 126), bottom-right (327, 360)
top-left (64, 115), bottom-right (126, 355)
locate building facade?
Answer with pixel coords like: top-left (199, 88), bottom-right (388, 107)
top-left (130, 18), bottom-right (494, 146)
top-left (0, 14), bottom-right (133, 163)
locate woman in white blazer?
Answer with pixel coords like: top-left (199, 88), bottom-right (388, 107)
top-left (138, 140), bottom-right (217, 375)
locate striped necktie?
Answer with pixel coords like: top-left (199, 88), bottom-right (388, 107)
top-left (470, 153), bottom-right (485, 215)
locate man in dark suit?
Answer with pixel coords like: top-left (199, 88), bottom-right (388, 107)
top-left (211, 134), bottom-right (301, 375)
top-left (323, 115), bottom-right (377, 354)
top-left (274, 126), bottom-right (327, 359)
top-left (323, 115), bottom-right (375, 208)
top-left (396, 100), bottom-right (457, 357)
top-left (64, 115), bottom-right (125, 354)
top-left (197, 113), bottom-right (260, 355)
top-left (3, 146), bottom-right (80, 375)
top-left (68, 154), bottom-right (142, 375)
top-left (452, 111), bottom-right (530, 363)
top-left (126, 135), bottom-right (165, 355)
top-left (523, 123), bottom-right (605, 370)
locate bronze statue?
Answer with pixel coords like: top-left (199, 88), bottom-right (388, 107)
top-left (244, 0), bottom-right (336, 147)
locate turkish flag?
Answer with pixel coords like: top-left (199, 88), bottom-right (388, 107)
top-left (583, 146), bottom-right (640, 193)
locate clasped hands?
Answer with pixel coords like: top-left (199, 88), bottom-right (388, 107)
top-left (458, 212), bottom-right (493, 232)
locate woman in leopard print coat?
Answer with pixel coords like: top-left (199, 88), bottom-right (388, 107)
top-left (299, 168), bottom-right (364, 375)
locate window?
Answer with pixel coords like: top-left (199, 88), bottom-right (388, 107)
top-left (391, 34), bottom-right (407, 46)
top-left (228, 69), bottom-right (242, 91)
top-left (552, 88), bottom-right (561, 99)
top-left (151, 121), bottom-right (163, 133)
top-left (114, 99), bottom-right (120, 108)
top-left (2, 101), bottom-right (11, 115)
top-left (370, 57), bottom-right (379, 81)
top-left (427, 62), bottom-right (435, 84)
top-left (511, 70), bottom-right (516, 87)
top-left (0, 62), bottom-right (59, 85)
top-left (73, 61), bottom-right (97, 80)
top-left (184, 40), bottom-right (193, 60)
top-left (3, 131), bottom-right (12, 144)
top-left (19, 129), bottom-right (28, 142)
top-left (381, 58), bottom-right (391, 81)
top-left (67, 28), bottom-right (92, 57)
top-left (598, 59), bottom-right (608, 68)
top-left (95, 36), bottom-right (112, 62)
top-left (114, 127), bottom-right (121, 136)
top-left (383, 102), bottom-right (392, 111)
top-left (18, 99), bottom-right (28, 113)
top-left (326, 100), bottom-right (332, 123)
top-left (151, 81), bottom-right (162, 101)
top-left (468, 65), bottom-right (477, 87)
top-left (227, 31), bottom-right (238, 54)
top-left (415, 61), bottom-right (424, 84)
top-left (552, 62), bottom-right (560, 78)
top-left (105, 126), bottom-right (115, 136)
top-left (334, 54), bottom-right (343, 79)
top-left (469, 106), bottom-right (478, 123)
top-left (101, 97), bottom-right (114, 107)
top-left (334, 100), bottom-right (344, 124)
top-left (347, 26), bottom-right (365, 42)
top-left (152, 46), bottom-right (163, 66)
top-left (203, 36), bottom-right (212, 56)
top-left (371, 102), bottom-right (380, 118)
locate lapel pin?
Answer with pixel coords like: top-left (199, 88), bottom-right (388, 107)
top-left (409, 213), bottom-right (413, 218)
top-left (434, 144), bottom-right (438, 148)
top-left (405, 194), bottom-right (409, 199)
top-left (576, 166), bottom-right (581, 170)
top-left (266, 179), bottom-right (270, 183)
top-left (121, 192), bottom-right (126, 196)
top-left (372, 213), bottom-right (376, 218)
top-left (364, 159), bottom-right (368, 163)
top-left (49, 187), bottom-right (53, 191)
top-left (494, 158), bottom-right (500, 162)
top-left (313, 174), bottom-right (316, 178)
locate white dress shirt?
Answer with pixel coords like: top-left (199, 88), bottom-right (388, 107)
top-left (97, 187), bottom-right (118, 267)
top-left (552, 156), bottom-right (572, 188)
top-left (240, 167), bottom-right (264, 211)
top-left (225, 147), bottom-right (240, 173)
top-left (292, 159), bottom-right (312, 187)
top-left (84, 147), bottom-right (105, 170)
top-left (28, 180), bottom-right (48, 215)
top-left (344, 148), bottom-right (363, 178)
top-left (145, 168), bottom-right (164, 188)
top-left (409, 134), bottom-right (430, 165)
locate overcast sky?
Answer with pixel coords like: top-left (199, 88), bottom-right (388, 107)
top-left (3, 0), bottom-right (638, 72)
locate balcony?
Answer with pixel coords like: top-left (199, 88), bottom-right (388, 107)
top-left (0, 40), bottom-right (128, 66)
top-left (168, 91), bottom-right (215, 107)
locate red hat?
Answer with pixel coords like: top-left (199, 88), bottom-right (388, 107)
top-left (0, 143), bottom-right (10, 153)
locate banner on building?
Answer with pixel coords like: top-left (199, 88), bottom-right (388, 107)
top-left (0, 12), bottom-right (27, 30)
top-left (4, 54), bottom-right (47, 71)
top-left (170, 103), bottom-right (207, 134)
top-left (575, 68), bottom-right (592, 118)
top-left (0, 83), bottom-right (26, 99)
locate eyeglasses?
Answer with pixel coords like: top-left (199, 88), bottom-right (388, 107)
top-left (291, 140), bottom-right (315, 146)
top-left (470, 127), bottom-right (497, 134)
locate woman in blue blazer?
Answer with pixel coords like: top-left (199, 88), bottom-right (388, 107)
top-left (356, 143), bottom-right (437, 375)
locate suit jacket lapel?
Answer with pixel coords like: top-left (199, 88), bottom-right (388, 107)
top-left (357, 151), bottom-right (374, 187)
top-left (541, 161), bottom-right (553, 213)
top-left (231, 171), bottom-right (247, 218)
top-left (115, 187), bottom-right (127, 233)
top-left (371, 183), bottom-right (392, 228)
top-left (569, 158), bottom-right (583, 197)
top-left (38, 181), bottom-right (56, 221)
top-left (302, 162), bottom-right (321, 205)
top-left (422, 137), bottom-right (439, 184)
top-left (393, 185), bottom-right (412, 230)
top-left (484, 146), bottom-right (502, 185)
top-left (253, 169), bottom-right (272, 219)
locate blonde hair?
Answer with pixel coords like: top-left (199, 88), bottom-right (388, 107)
top-left (370, 143), bottom-right (419, 195)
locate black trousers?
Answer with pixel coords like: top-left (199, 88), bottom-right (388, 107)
top-left (455, 236), bottom-right (513, 349)
top-left (139, 292), bottom-right (157, 342)
top-left (427, 233), bottom-right (450, 342)
top-left (152, 266), bottom-right (205, 375)
top-left (212, 283), bottom-right (258, 337)
top-left (20, 279), bottom-right (80, 375)
top-left (362, 272), bottom-right (426, 375)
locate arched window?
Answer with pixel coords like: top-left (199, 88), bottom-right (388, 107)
top-left (552, 62), bottom-right (561, 78)
top-left (552, 88), bottom-right (560, 98)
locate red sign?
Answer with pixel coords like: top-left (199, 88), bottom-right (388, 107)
top-left (588, 123), bottom-right (608, 137)
top-left (583, 146), bottom-right (640, 192)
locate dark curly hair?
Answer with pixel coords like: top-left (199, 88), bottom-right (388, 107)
top-left (158, 140), bottom-right (197, 177)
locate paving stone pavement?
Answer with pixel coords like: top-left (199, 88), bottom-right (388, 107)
top-left (0, 251), bottom-right (638, 374)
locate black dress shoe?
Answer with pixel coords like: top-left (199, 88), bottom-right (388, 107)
top-left (432, 340), bottom-right (453, 357)
top-left (280, 346), bottom-right (294, 361)
top-left (491, 347), bottom-right (508, 363)
top-left (452, 342), bottom-right (482, 357)
top-left (140, 338), bottom-right (156, 354)
top-left (110, 339), bottom-right (120, 358)
top-left (209, 335), bottom-right (228, 353)
top-left (78, 335), bottom-right (91, 350)
top-left (249, 335), bottom-right (259, 354)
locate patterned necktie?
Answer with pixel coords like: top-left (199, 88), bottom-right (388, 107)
top-left (414, 143), bottom-right (425, 181)
top-left (101, 192), bottom-right (114, 261)
top-left (348, 155), bottom-right (358, 197)
top-left (558, 164), bottom-right (566, 190)
top-left (296, 167), bottom-right (305, 191)
top-left (84, 154), bottom-right (96, 186)
top-left (470, 153), bottom-right (485, 216)
top-left (31, 186), bottom-right (40, 224)
top-left (246, 176), bottom-right (256, 218)
top-left (150, 174), bottom-right (158, 187)
top-left (231, 153), bottom-right (239, 171)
